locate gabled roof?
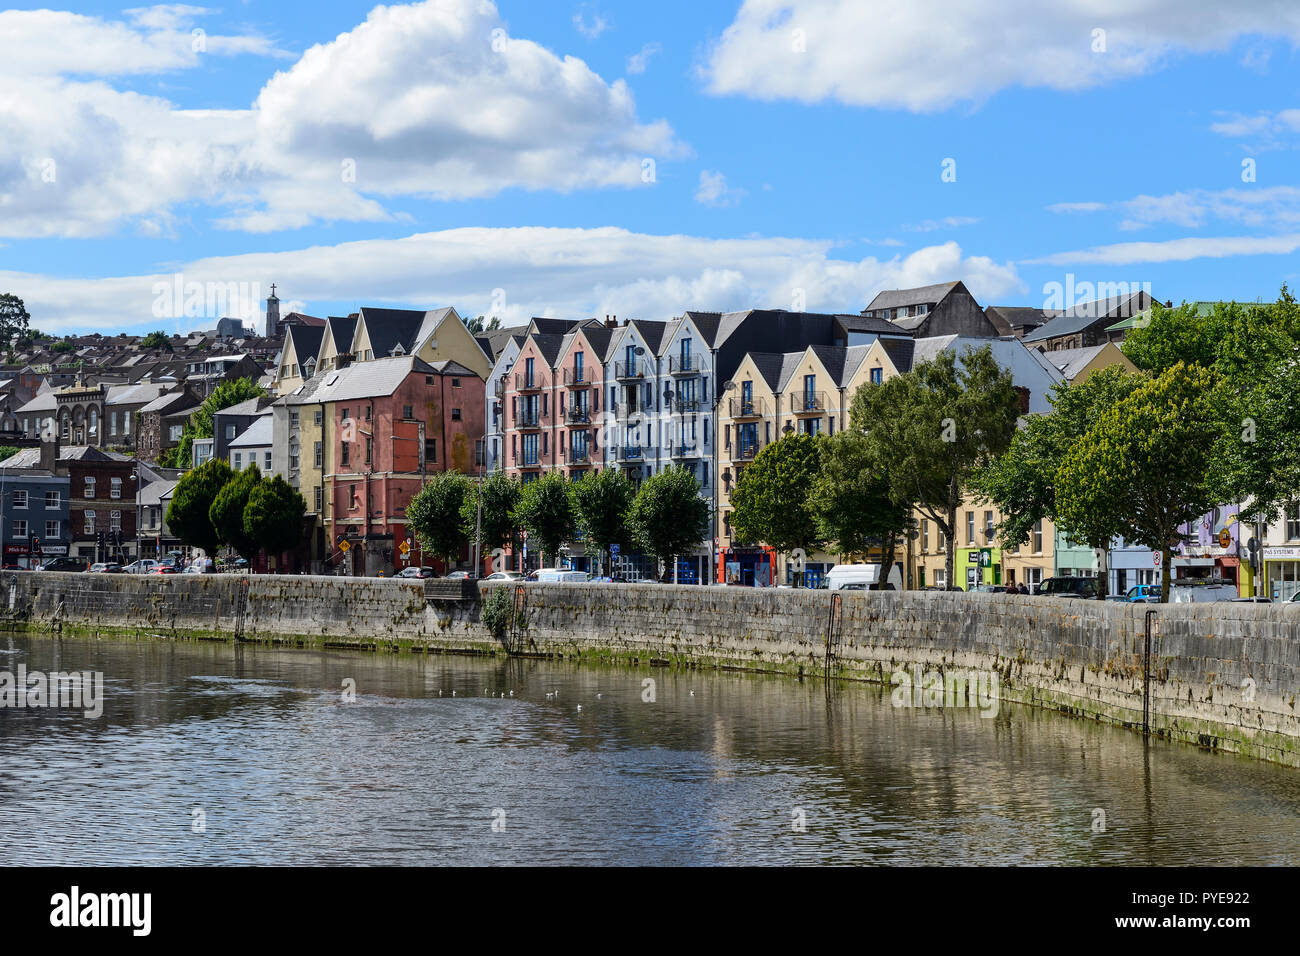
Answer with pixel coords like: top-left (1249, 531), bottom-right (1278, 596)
top-left (527, 333), bottom-right (567, 367)
top-left (742, 351), bottom-right (786, 391)
top-left (680, 311), bottom-right (723, 345)
top-left (227, 414), bottom-right (273, 449)
top-left (104, 382), bottom-right (171, 407)
top-left (214, 396), bottom-right (273, 418)
top-left (285, 325), bottom-right (325, 364)
top-left (1021, 290), bottom-right (1153, 343)
top-left (1043, 345), bottom-right (1112, 382)
top-left (527, 317), bottom-right (586, 336)
top-left (864, 281), bottom-right (961, 312)
top-left (476, 329), bottom-right (523, 361)
top-left (834, 313), bottom-right (905, 335)
top-left (139, 390), bottom-right (193, 414)
top-left (356, 307), bottom-right (428, 358)
top-left (309, 354), bottom-right (438, 403)
top-left (324, 315), bottom-right (358, 354)
top-left (878, 337), bottom-right (916, 374)
top-left (985, 305), bottom-right (1050, 332)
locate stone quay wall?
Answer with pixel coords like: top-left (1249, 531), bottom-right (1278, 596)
top-left (5, 572), bottom-right (1299, 767)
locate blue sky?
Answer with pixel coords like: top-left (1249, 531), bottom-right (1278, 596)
top-left (2, 0), bottom-right (1299, 334)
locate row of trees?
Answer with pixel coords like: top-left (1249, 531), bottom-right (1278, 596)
top-left (729, 287), bottom-right (1300, 603)
top-left (166, 459), bottom-right (307, 566)
top-left (406, 466), bottom-right (711, 577)
top-left (730, 346), bottom-right (1020, 585)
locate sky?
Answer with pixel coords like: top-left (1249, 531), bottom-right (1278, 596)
top-left (2, 0), bottom-right (1299, 336)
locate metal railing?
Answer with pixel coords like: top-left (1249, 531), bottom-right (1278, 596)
top-left (513, 371), bottom-right (543, 391)
top-left (566, 407), bottom-right (591, 424)
top-left (617, 445), bottom-right (644, 462)
top-left (562, 367), bottom-right (591, 387)
top-left (517, 408), bottom-right (548, 428)
top-left (791, 391), bottom-right (826, 414)
top-left (732, 439), bottom-right (765, 461)
top-left (728, 397), bottom-right (766, 418)
top-left (668, 355), bottom-right (701, 375)
top-left (671, 443), bottom-right (701, 459)
top-left (615, 360), bottom-right (646, 380)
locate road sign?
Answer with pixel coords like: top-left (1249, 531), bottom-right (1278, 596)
top-left (398, 540), bottom-right (410, 555)
top-left (610, 543), bottom-right (619, 557)
top-left (339, 540), bottom-right (351, 553)
top-left (1153, 551), bottom-right (1161, 566)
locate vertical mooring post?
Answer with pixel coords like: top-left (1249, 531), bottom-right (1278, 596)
top-left (1143, 608), bottom-right (1157, 735)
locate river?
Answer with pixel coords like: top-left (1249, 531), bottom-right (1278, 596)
top-left (1, 633), bottom-right (1297, 865)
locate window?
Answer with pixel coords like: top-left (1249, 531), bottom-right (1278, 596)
top-left (45, 490), bottom-right (60, 509)
top-left (84, 477), bottom-right (95, 498)
top-left (1032, 519), bottom-right (1044, 553)
top-left (365, 405), bottom-right (372, 421)
top-left (314, 488), bottom-right (323, 513)
top-left (342, 408), bottom-right (350, 423)
top-left (225, 424), bottom-right (236, 439)
top-left (937, 525), bottom-right (946, 551)
top-left (13, 490), bottom-right (26, 509)
top-left (870, 367), bottom-right (883, 384)
top-left (13, 520), bottom-right (26, 539)
top-left (350, 485), bottom-right (359, 509)
top-left (341, 442), bottom-right (350, 467)
top-left (921, 520), bottom-right (929, 552)
top-left (110, 477), bottom-right (122, 499)
top-left (966, 511), bottom-right (975, 545)
top-left (314, 441), bottom-right (323, 468)
top-left (365, 437), bottom-right (372, 466)
top-left (169, 424), bottom-right (183, 442)
top-left (402, 405), bottom-right (413, 420)
top-left (289, 448), bottom-right (299, 470)
top-left (110, 511), bottom-right (121, 531)
top-left (234, 452), bottom-right (242, 470)
top-left (1287, 504), bottom-right (1300, 541)
top-left (45, 520), bottom-right (59, 539)
top-left (290, 411), bottom-right (299, 427)
top-left (110, 411), bottom-right (118, 435)
top-left (983, 510), bottom-right (994, 542)
top-left (84, 511), bottom-right (95, 534)
top-left (264, 451), bottom-right (272, 471)
top-left (314, 411), bottom-right (323, 426)
top-left (451, 408), bottom-right (462, 421)
top-left (425, 439), bottom-right (437, 463)
top-left (451, 377), bottom-right (462, 388)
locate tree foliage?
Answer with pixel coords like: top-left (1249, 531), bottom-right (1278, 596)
top-left (1056, 363), bottom-right (1229, 603)
top-left (851, 345), bottom-right (1019, 586)
top-left (458, 471), bottom-right (521, 569)
top-left (570, 467), bottom-right (635, 573)
top-left (406, 471), bottom-right (472, 565)
top-left (627, 466), bottom-right (710, 579)
top-left (168, 377), bottom-right (266, 469)
top-left (515, 471), bottom-right (575, 568)
top-left (209, 465), bottom-right (262, 559)
top-left (244, 474), bottom-right (307, 560)
top-left (809, 429), bottom-right (910, 566)
top-left (166, 458), bottom-right (235, 555)
top-left (729, 433), bottom-right (825, 559)
top-left (140, 330), bottom-right (172, 350)
top-left (0, 293), bottom-right (31, 343)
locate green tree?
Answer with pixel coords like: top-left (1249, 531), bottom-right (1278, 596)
top-left (209, 464), bottom-right (262, 559)
top-left (570, 467), bottom-right (635, 576)
top-left (627, 466), bottom-right (711, 581)
top-left (407, 471), bottom-right (472, 567)
top-left (851, 345), bottom-right (1020, 588)
top-left (809, 429), bottom-right (910, 577)
top-left (244, 474), bottom-right (307, 568)
top-left (459, 472), bottom-right (522, 572)
top-left (0, 293), bottom-right (30, 343)
top-left (729, 433), bottom-right (825, 583)
top-left (0, 447), bottom-right (21, 463)
top-left (165, 458), bottom-right (235, 555)
top-left (1056, 363), bottom-right (1229, 603)
top-left (169, 377), bottom-right (266, 468)
top-left (514, 471), bottom-right (575, 569)
top-left (140, 330), bottom-right (173, 351)
top-left (972, 364), bottom-right (1143, 598)
top-left (51, 340), bottom-right (74, 353)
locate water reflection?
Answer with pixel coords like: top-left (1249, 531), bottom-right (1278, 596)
top-left (0, 634), bottom-right (1297, 865)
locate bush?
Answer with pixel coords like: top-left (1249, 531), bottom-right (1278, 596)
top-left (480, 585), bottom-right (519, 642)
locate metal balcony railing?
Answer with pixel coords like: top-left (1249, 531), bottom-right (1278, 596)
top-left (728, 397), bottom-right (766, 419)
top-left (566, 407), bottom-right (591, 425)
top-left (671, 443), bottom-right (701, 459)
top-left (563, 367), bottom-right (591, 387)
top-left (668, 355), bottom-right (701, 375)
top-left (493, 379), bottom-right (505, 398)
top-left (517, 408), bottom-right (548, 428)
top-left (672, 397), bottom-right (703, 414)
top-left (513, 371), bottom-right (543, 391)
top-left (568, 446), bottom-right (591, 464)
top-left (791, 391), bottom-right (827, 414)
top-left (615, 402), bottom-right (645, 419)
top-left (732, 440), bottom-right (764, 461)
top-left (617, 445), bottom-right (644, 462)
top-left (615, 360), bottom-right (646, 381)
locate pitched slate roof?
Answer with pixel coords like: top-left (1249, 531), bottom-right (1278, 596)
top-left (476, 329), bottom-right (523, 361)
top-left (833, 313), bottom-right (901, 335)
top-left (878, 337), bottom-right (916, 373)
top-left (985, 305), bottom-right (1049, 333)
top-left (743, 351), bottom-right (787, 391)
top-left (1021, 290), bottom-right (1153, 343)
top-left (227, 414), bottom-right (273, 449)
top-left (864, 281), bottom-right (960, 312)
top-left (528, 333), bottom-right (567, 367)
top-left (1043, 345), bottom-right (1108, 382)
top-left (285, 325), bottom-right (325, 364)
top-left (357, 307), bottom-right (428, 357)
top-left (325, 315), bottom-right (358, 354)
top-left (310, 355), bottom-right (437, 403)
top-left (139, 391), bottom-right (194, 414)
top-left (681, 311), bottom-right (723, 345)
top-left (527, 317), bottom-right (585, 336)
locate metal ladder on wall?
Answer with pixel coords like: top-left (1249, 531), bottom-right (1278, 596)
top-left (507, 584), bottom-right (528, 655)
top-left (824, 592), bottom-right (843, 675)
top-left (233, 578), bottom-right (251, 641)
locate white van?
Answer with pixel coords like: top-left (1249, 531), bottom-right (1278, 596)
top-left (825, 563), bottom-right (903, 591)
top-left (534, 569), bottom-right (590, 584)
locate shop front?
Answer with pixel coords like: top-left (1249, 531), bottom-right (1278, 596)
top-left (719, 546), bottom-right (776, 586)
top-left (1262, 547), bottom-right (1300, 602)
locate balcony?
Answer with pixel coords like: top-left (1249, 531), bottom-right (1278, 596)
top-left (671, 443), bottom-right (702, 460)
top-left (731, 439), bottom-right (765, 462)
top-left (567, 446), bottom-right (592, 465)
top-left (563, 367), bottom-right (592, 388)
top-left (615, 360), bottom-right (647, 381)
top-left (513, 371), bottom-right (543, 392)
top-left (493, 378), bottom-right (506, 399)
top-left (728, 397), bottom-right (767, 419)
top-left (671, 397), bottom-right (705, 414)
top-left (668, 355), bottom-right (702, 376)
top-left (617, 445), bottom-right (644, 462)
top-left (791, 391), bottom-right (827, 415)
top-left (615, 402), bottom-right (646, 421)
top-left (565, 407), bottom-right (592, 426)
top-left (517, 408), bottom-right (548, 429)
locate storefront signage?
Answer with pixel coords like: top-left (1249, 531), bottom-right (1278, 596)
top-left (1262, 547), bottom-right (1300, 560)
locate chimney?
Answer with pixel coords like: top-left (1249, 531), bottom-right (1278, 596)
top-left (40, 434), bottom-right (57, 472)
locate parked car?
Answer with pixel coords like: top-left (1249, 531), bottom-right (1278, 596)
top-left (483, 571), bottom-right (524, 582)
top-left (533, 568), bottom-right (589, 583)
top-left (444, 570), bottom-right (476, 580)
top-left (36, 556), bottom-right (87, 573)
top-left (398, 566), bottom-right (437, 579)
top-left (121, 559), bottom-right (160, 575)
top-left (151, 564), bottom-right (179, 574)
top-left (1037, 576), bottom-right (1102, 599)
top-left (1232, 597), bottom-right (1272, 603)
top-left (87, 562), bottom-right (124, 573)
top-left (971, 584), bottom-right (1010, 593)
top-left (825, 563), bottom-right (903, 591)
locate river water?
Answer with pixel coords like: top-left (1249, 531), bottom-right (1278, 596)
top-left (1, 633), bottom-right (1297, 865)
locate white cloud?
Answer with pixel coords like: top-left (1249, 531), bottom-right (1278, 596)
top-left (695, 170), bottom-right (745, 207)
top-left (902, 216), bottom-right (979, 232)
top-left (703, 0), bottom-right (1300, 111)
top-left (627, 42), bottom-right (662, 74)
top-left (1209, 108), bottom-right (1300, 148)
top-left (1045, 186), bottom-right (1300, 231)
top-left (1026, 234), bottom-right (1300, 266)
top-left (3, 228), bottom-right (1024, 333)
top-left (573, 5), bottom-right (609, 39)
top-left (0, 1), bottom-right (684, 238)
